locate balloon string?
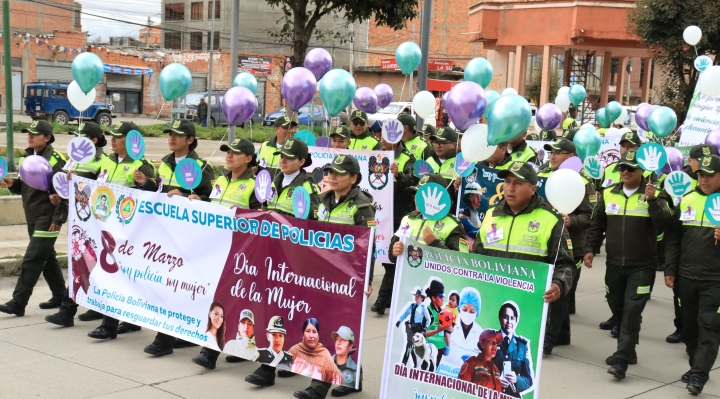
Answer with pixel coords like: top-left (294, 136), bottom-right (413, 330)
top-left (154, 102), bottom-right (166, 124)
top-left (201, 127), bottom-right (229, 173)
top-left (694, 45), bottom-right (699, 57)
top-left (553, 223), bottom-right (566, 266)
top-left (399, 76), bottom-right (407, 104)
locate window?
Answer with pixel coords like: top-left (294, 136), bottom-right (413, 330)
top-left (639, 58), bottom-right (645, 88)
top-left (2, 56), bottom-right (21, 68)
top-left (207, 31), bottom-right (220, 50)
top-left (191, 2), bottom-right (203, 20)
top-left (610, 57), bottom-right (618, 86)
top-left (52, 88), bottom-right (68, 98)
top-left (208, 0), bottom-right (220, 20)
top-left (74, 9), bottom-right (81, 26)
top-left (165, 32), bottom-right (182, 49)
top-left (190, 32), bottom-right (203, 50)
top-left (165, 3), bottom-right (185, 21)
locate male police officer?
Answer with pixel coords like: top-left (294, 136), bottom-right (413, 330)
top-left (348, 110), bottom-right (381, 151)
top-left (398, 113), bottom-right (433, 161)
top-left (0, 120), bottom-right (67, 317)
top-left (665, 154), bottom-right (720, 394)
top-left (585, 150), bottom-right (672, 379)
top-left (479, 142), bottom-right (512, 170)
top-left (258, 116), bottom-right (298, 177)
top-left (427, 127), bottom-right (459, 182)
top-left (562, 105), bottom-right (579, 135)
top-left (507, 132), bottom-right (539, 165)
top-left (472, 162), bottom-right (574, 314)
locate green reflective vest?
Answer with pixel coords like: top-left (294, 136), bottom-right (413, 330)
top-left (478, 206), bottom-right (557, 258)
top-left (426, 156), bottom-right (456, 181)
top-left (677, 191), bottom-right (715, 229)
top-left (18, 150), bottom-right (66, 173)
top-left (396, 214), bottom-right (469, 252)
top-left (158, 158), bottom-right (205, 190)
top-left (268, 180), bottom-right (319, 216)
top-left (427, 306), bottom-right (446, 349)
top-left (258, 140), bottom-right (282, 174)
top-left (211, 175), bottom-right (256, 209)
top-left (317, 196), bottom-right (374, 225)
top-left (349, 133), bottom-right (380, 151)
top-left (69, 152), bottom-right (107, 178)
top-left (508, 145), bottom-right (537, 164)
top-left (598, 128), bottom-right (607, 137)
top-left (562, 117), bottom-right (577, 131)
top-left (603, 187), bottom-right (650, 219)
top-left (406, 135), bottom-right (430, 161)
top-left (98, 156), bottom-right (154, 187)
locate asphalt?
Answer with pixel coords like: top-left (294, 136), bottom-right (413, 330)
top-left (0, 223), bottom-right (719, 399)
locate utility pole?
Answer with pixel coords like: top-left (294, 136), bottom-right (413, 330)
top-left (3, 0), bottom-right (13, 170)
top-left (208, 1), bottom-right (215, 103)
top-left (347, 24), bottom-right (354, 114)
top-left (146, 16), bottom-right (151, 45)
top-left (416, 0), bottom-right (432, 130)
top-left (408, 24), bottom-right (414, 102)
top-left (228, 0), bottom-right (239, 142)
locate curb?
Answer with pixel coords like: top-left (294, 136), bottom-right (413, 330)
top-left (0, 255), bottom-right (68, 277)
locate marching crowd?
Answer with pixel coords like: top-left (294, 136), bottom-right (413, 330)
top-left (2, 105), bottom-right (720, 398)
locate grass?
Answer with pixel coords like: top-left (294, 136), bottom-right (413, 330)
top-left (0, 186), bottom-right (11, 196)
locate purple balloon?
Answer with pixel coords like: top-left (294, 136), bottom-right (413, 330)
top-left (374, 84), bottom-right (394, 109)
top-left (19, 155), bottom-right (52, 191)
top-left (665, 146), bottom-right (684, 172)
top-left (559, 156), bottom-right (583, 173)
top-left (281, 67), bottom-right (317, 112)
top-left (441, 91), bottom-right (449, 107)
top-left (635, 103), bottom-right (656, 132)
top-left (354, 87), bottom-right (378, 113)
top-left (536, 103), bottom-right (562, 130)
top-left (315, 136), bottom-right (331, 147)
top-left (222, 86), bottom-right (257, 126)
top-left (304, 48), bottom-right (332, 81)
top-left (446, 81), bottom-right (487, 131)
top-left (705, 129), bottom-right (720, 153)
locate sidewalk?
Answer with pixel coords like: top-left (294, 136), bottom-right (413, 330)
top-left (0, 224), bottom-right (68, 260)
top-left (1, 243), bottom-right (719, 398)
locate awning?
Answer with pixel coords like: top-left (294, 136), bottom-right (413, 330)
top-left (103, 64), bottom-right (153, 75)
top-left (427, 79), bottom-right (461, 92)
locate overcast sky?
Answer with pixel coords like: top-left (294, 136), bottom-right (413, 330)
top-left (76, 0), bottom-right (161, 41)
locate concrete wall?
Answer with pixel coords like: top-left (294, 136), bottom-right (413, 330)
top-left (0, 196), bottom-right (25, 226)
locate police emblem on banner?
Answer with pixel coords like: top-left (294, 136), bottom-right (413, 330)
top-left (407, 245), bottom-right (423, 268)
top-left (91, 186), bottom-right (116, 222)
top-left (368, 155), bottom-right (390, 190)
top-left (74, 181), bottom-right (92, 222)
top-left (116, 195), bottom-right (138, 225)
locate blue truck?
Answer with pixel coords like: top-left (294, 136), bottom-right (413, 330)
top-left (24, 82), bottom-right (114, 126)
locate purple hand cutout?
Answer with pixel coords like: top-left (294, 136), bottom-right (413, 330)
top-left (53, 172), bottom-right (70, 199)
top-left (0, 158), bottom-right (6, 179)
top-left (130, 134), bottom-right (144, 157)
top-left (383, 119), bottom-right (403, 143)
top-left (254, 170), bottom-right (272, 202)
top-left (413, 160), bottom-right (434, 178)
top-left (292, 188), bottom-right (309, 218)
top-left (70, 139), bottom-right (94, 162)
top-left (179, 161), bottom-right (198, 185)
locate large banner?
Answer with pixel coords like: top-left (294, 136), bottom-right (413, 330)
top-left (380, 238), bottom-right (551, 399)
top-left (679, 91), bottom-right (720, 146)
top-left (307, 146), bottom-right (394, 263)
top-left (68, 177), bottom-right (372, 389)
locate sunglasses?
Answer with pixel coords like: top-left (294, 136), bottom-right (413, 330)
top-left (550, 151), bottom-right (570, 156)
top-left (352, 120), bottom-right (366, 126)
top-left (619, 165), bottom-right (638, 172)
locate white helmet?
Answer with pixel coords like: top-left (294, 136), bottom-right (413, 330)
top-left (464, 182), bottom-right (482, 195)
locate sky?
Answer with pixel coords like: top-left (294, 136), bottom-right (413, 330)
top-left (75, 0), bottom-right (161, 41)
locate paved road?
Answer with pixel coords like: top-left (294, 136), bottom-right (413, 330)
top-left (1, 244), bottom-right (719, 398)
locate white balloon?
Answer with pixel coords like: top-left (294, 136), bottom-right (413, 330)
top-left (545, 169), bottom-right (585, 214)
top-left (534, 118), bottom-right (542, 133)
top-left (412, 91), bottom-right (436, 119)
top-left (557, 86), bottom-right (570, 99)
top-left (614, 108), bottom-right (628, 125)
top-left (502, 88), bottom-right (517, 96)
top-left (460, 124), bottom-right (497, 162)
top-left (555, 95), bottom-right (571, 112)
top-left (604, 127), bottom-right (622, 137)
top-left (619, 127), bottom-right (632, 134)
top-left (68, 80), bottom-right (96, 112)
top-left (697, 66), bottom-right (720, 97)
top-left (683, 25), bottom-right (702, 46)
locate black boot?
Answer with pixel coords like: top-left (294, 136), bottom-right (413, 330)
top-left (599, 318), bottom-right (615, 330)
top-left (610, 325), bottom-right (620, 338)
top-left (607, 358), bottom-right (627, 379)
top-left (543, 340), bottom-right (553, 355)
top-left (45, 311), bottom-right (74, 327)
top-left (245, 366), bottom-right (275, 387)
top-left (87, 325), bottom-right (117, 339)
top-left (687, 375), bottom-right (705, 395)
top-left (666, 329), bottom-right (683, 344)
top-left (332, 380), bottom-right (362, 397)
top-left (606, 355), bottom-right (637, 365)
top-left (78, 309), bottom-right (104, 321)
top-left (117, 322), bottom-right (142, 334)
top-left (370, 299), bottom-right (386, 315)
top-left (681, 371), bottom-right (692, 384)
top-left (39, 297), bottom-right (63, 309)
top-left (191, 351), bottom-right (217, 370)
top-left (0, 301), bottom-right (25, 317)
top-left (294, 388), bottom-right (324, 399)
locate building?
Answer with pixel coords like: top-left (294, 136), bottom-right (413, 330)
top-left (139, 24), bottom-right (162, 46)
top-left (0, 0), bottom-right (82, 35)
top-left (160, 0), bottom-right (367, 71)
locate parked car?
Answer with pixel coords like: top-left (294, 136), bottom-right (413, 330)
top-left (24, 82), bottom-right (114, 126)
top-left (263, 104), bottom-right (329, 126)
top-left (367, 102), bottom-right (436, 128)
top-left (183, 92), bottom-right (263, 128)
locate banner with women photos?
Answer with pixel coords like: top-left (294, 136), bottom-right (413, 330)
top-left (68, 177), bottom-right (372, 389)
top-left (306, 146), bottom-right (395, 263)
top-left (380, 238), bottom-right (552, 399)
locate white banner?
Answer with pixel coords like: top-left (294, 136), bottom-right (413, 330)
top-left (679, 90), bottom-right (720, 146)
top-left (307, 146), bottom-right (395, 263)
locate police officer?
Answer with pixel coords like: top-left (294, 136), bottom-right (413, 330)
top-left (348, 110), bottom-right (381, 151)
top-left (421, 124), bottom-right (436, 141)
top-left (258, 116), bottom-right (298, 178)
top-left (249, 316), bottom-right (294, 385)
top-left (507, 132), bottom-right (539, 165)
top-left (372, 135), bottom-right (418, 315)
top-left (664, 154), bottom-right (720, 394)
top-left (294, 154), bottom-right (375, 399)
top-left (479, 142), bottom-right (512, 170)
top-left (537, 139), bottom-right (596, 354)
top-left (330, 125), bottom-right (352, 149)
top-left (132, 120), bottom-right (214, 356)
top-left (73, 122), bottom-right (156, 337)
top-left (562, 105), bottom-right (579, 135)
top-left (190, 138), bottom-right (262, 369)
top-left (0, 120), bottom-right (67, 317)
top-left (427, 127), bottom-right (458, 183)
top-left (394, 287), bottom-right (432, 364)
top-left (527, 128), bottom-right (557, 142)
top-left (397, 113), bottom-right (433, 161)
top-left (330, 326), bottom-right (360, 396)
top-left (472, 162), bottom-right (574, 325)
top-left (494, 302), bottom-right (534, 398)
top-left (266, 139), bottom-right (320, 218)
top-left (584, 150), bottom-right (672, 379)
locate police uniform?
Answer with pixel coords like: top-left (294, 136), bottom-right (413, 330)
top-left (421, 124), bottom-right (436, 140)
top-left (665, 155), bottom-right (720, 393)
top-left (585, 150), bottom-right (672, 375)
top-left (527, 129), bottom-right (557, 142)
top-left (398, 113), bottom-right (434, 161)
top-left (222, 309), bottom-right (260, 361)
top-left (562, 106), bottom-right (578, 135)
top-left (266, 139), bottom-right (320, 217)
top-left (348, 110), bottom-right (381, 151)
top-left (494, 329), bottom-right (534, 398)
top-left (258, 116), bottom-right (298, 178)
top-left (258, 316), bottom-right (294, 369)
top-left (0, 120), bottom-right (68, 317)
top-left (507, 139), bottom-right (538, 165)
top-left (599, 131), bottom-right (646, 190)
top-left (395, 287), bottom-right (432, 365)
top-left (537, 139), bottom-right (596, 351)
top-left (426, 127), bottom-right (458, 182)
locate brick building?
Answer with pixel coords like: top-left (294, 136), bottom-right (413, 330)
top-left (0, 0), bottom-right (82, 35)
top-left (139, 25), bottom-right (162, 46)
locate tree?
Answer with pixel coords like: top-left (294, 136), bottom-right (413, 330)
top-left (265, 0), bottom-right (418, 69)
top-left (525, 63), bottom-right (561, 106)
top-left (629, 0), bottom-right (720, 123)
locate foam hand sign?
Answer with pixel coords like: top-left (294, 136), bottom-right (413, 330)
top-left (176, 158), bottom-right (202, 190)
top-left (292, 186), bottom-right (311, 219)
top-left (293, 130), bottom-right (316, 146)
top-left (637, 142), bottom-right (667, 172)
top-left (664, 171), bottom-right (693, 198)
top-left (52, 172), bottom-right (70, 199)
top-left (416, 182), bottom-right (451, 220)
top-left (0, 157), bottom-right (7, 179)
top-left (68, 136), bottom-right (96, 164)
top-left (125, 130), bottom-right (145, 161)
top-left (413, 160), bottom-right (434, 178)
top-left (254, 169), bottom-right (273, 203)
top-left (454, 152), bottom-right (475, 178)
top-left (382, 118), bottom-right (404, 144)
top-left (583, 156), bottom-right (604, 179)
top-left (705, 193), bottom-right (720, 226)
top-left (695, 55), bottom-right (713, 72)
